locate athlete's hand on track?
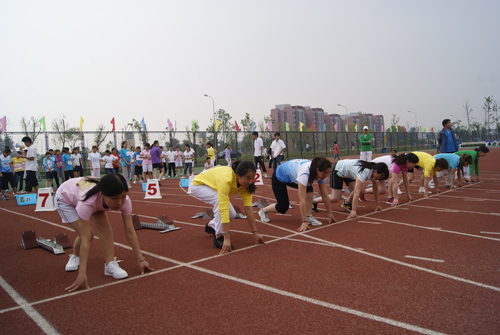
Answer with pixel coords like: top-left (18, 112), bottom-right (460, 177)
top-left (219, 239), bottom-right (232, 255)
top-left (346, 211), bottom-right (357, 220)
top-left (374, 204), bottom-right (383, 212)
top-left (139, 260), bottom-right (154, 274)
top-left (297, 222), bottom-right (311, 232)
top-left (328, 214), bottom-right (336, 223)
top-left (407, 195), bottom-right (414, 202)
top-left (253, 232), bottom-right (265, 245)
top-left (65, 273), bottom-right (89, 292)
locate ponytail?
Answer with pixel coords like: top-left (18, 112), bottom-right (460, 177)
top-left (82, 174), bottom-right (129, 202)
top-left (392, 153), bottom-right (419, 166)
top-left (476, 145), bottom-right (489, 153)
top-left (308, 157), bottom-right (332, 185)
top-left (231, 161), bottom-right (257, 193)
top-left (356, 160), bottom-right (389, 180)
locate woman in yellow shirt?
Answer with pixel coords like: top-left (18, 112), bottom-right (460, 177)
top-left (189, 161), bottom-right (265, 254)
top-left (12, 152), bottom-right (26, 194)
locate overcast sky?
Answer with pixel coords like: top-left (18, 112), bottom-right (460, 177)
top-left (1, 0), bottom-right (499, 133)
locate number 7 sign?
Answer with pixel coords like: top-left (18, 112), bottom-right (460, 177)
top-left (35, 188), bottom-right (56, 212)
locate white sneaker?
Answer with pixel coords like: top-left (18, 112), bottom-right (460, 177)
top-left (65, 254), bottom-right (79, 272)
top-left (307, 215), bottom-right (322, 226)
top-left (264, 174), bottom-right (269, 179)
top-left (104, 257), bottom-right (128, 279)
top-left (133, 181), bottom-right (137, 184)
top-left (397, 188), bottom-right (403, 195)
top-left (258, 209), bottom-right (270, 223)
top-left (428, 184), bottom-right (435, 189)
top-left (418, 187), bottom-right (425, 194)
top-left (341, 195), bottom-right (347, 200)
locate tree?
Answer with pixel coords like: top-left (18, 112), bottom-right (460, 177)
top-left (493, 100), bottom-right (499, 139)
top-left (483, 96), bottom-right (495, 139)
top-left (51, 115), bottom-right (70, 149)
top-left (463, 99), bottom-right (473, 139)
top-left (20, 116), bottom-right (42, 142)
top-left (94, 124), bottom-right (110, 150)
top-left (128, 119), bottom-right (148, 145)
top-left (65, 127), bottom-right (82, 149)
top-left (390, 114), bottom-right (400, 128)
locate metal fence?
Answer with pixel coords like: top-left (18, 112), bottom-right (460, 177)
top-left (2, 129), bottom-right (445, 169)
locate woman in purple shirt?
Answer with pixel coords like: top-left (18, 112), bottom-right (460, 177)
top-left (150, 140), bottom-right (165, 182)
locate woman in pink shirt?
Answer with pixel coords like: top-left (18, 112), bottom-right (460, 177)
top-left (54, 174), bottom-right (153, 292)
top-left (140, 143), bottom-right (153, 181)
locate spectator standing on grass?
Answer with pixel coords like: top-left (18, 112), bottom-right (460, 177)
top-left (1, 148), bottom-right (17, 200)
top-left (102, 150), bottom-right (117, 174)
top-left (453, 146), bottom-right (489, 184)
top-left (224, 145), bottom-right (232, 166)
top-left (133, 146), bottom-right (143, 183)
top-left (54, 174), bottom-right (153, 292)
top-left (119, 141), bottom-right (132, 188)
top-left (259, 158), bottom-right (335, 232)
top-left (312, 159), bottom-right (389, 219)
top-left (270, 132), bottom-right (286, 171)
top-left (165, 146), bottom-right (176, 177)
top-left (71, 147), bottom-right (83, 178)
top-left (182, 144), bottom-right (195, 177)
top-left (22, 136), bottom-right (39, 194)
top-left (205, 142), bottom-right (215, 168)
top-left (54, 149), bottom-right (65, 183)
top-left (252, 132), bottom-right (268, 178)
top-left (359, 126), bottom-right (373, 161)
top-left (190, 161), bottom-right (265, 254)
top-left (174, 146), bottom-right (183, 177)
top-left (12, 151), bottom-right (26, 193)
top-left (88, 146), bottom-right (102, 178)
top-left (62, 147), bottom-right (74, 181)
top-left (140, 143), bottom-right (153, 181)
top-left (111, 148), bottom-right (120, 173)
top-left (437, 119), bottom-right (459, 154)
top-left (42, 151), bottom-right (56, 190)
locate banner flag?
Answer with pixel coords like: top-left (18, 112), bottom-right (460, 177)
top-left (311, 123), bottom-right (315, 132)
top-left (110, 117), bottom-right (115, 132)
top-left (235, 121), bottom-right (240, 131)
top-left (79, 117), bottom-right (84, 131)
top-left (39, 116), bottom-right (46, 132)
top-left (141, 118), bottom-right (146, 132)
top-left (167, 119), bottom-right (173, 131)
top-left (299, 122), bottom-right (304, 132)
top-left (285, 122), bottom-right (290, 131)
top-left (0, 116), bottom-right (6, 133)
top-left (215, 119), bottom-right (221, 132)
top-left (334, 123), bottom-right (337, 132)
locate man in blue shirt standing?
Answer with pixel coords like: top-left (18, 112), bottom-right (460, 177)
top-left (437, 119), bottom-right (459, 154)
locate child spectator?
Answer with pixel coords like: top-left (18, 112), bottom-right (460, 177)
top-left (12, 150), bottom-right (26, 194)
top-left (102, 150), bottom-right (117, 174)
top-left (87, 146), bottom-right (102, 178)
top-left (42, 151), bottom-right (55, 189)
top-left (1, 148), bottom-right (17, 199)
top-left (22, 136), bottom-right (39, 194)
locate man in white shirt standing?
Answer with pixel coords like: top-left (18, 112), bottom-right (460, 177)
top-left (22, 136), bottom-right (39, 194)
top-left (252, 131), bottom-right (268, 178)
top-left (165, 146), bottom-right (176, 177)
top-left (270, 132), bottom-right (286, 170)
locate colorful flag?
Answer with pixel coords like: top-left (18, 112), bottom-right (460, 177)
top-left (79, 117), bottom-right (84, 131)
top-left (420, 126), bottom-right (423, 132)
top-left (374, 124), bottom-right (376, 132)
top-left (268, 121), bottom-right (273, 132)
top-left (345, 124), bottom-right (348, 132)
top-left (110, 117), bottom-right (115, 132)
top-left (355, 124), bottom-right (358, 132)
top-left (191, 120), bottom-right (196, 132)
top-left (285, 122), bottom-right (290, 131)
top-left (334, 123), bottom-right (337, 132)
top-left (426, 127), bottom-right (429, 132)
top-left (215, 119), bottom-right (221, 132)
top-left (251, 122), bottom-right (255, 132)
top-left (395, 126), bottom-right (399, 132)
top-left (403, 126), bottom-right (405, 133)
top-left (235, 121), bottom-right (240, 131)
top-left (323, 124), bottom-right (326, 132)
top-left (39, 116), bottom-right (46, 132)
top-left (167, 119), bottom-right (173, 131)
top-left (0, 116), bottom-right (6, 133)
top-left (311, 123), bottom-right (315, 132)
top-left (389, 126), bottom-right (392, 132)
top-left (141, 118), bottom-right (146, 132)
top-left (381, 125), bottom-right (384, 132)
top-left (299, 122), bottom-right (304, 132)
top-left (409, 126), bottom-right (412, 133)
top-left (431, 127), bottom-right (434, 133)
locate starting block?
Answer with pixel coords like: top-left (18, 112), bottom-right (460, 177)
top-left (257, 198), bottom-right (269, 208)
top-left (20, 230), bottom-right (66, 255)
top-left (233, 205), bottom-right (247, 219)
top-left (191, 209), bottom-right (214, 220)
top-left (132, 214), bottom-right (181, 233)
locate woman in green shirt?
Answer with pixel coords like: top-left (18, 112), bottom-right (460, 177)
top-left (453, 146), bottom-right (489, 184)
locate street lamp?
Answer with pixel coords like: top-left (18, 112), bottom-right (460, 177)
top-left (337, 104), bottom-right (348, 130)
top-left (407, 110), bottom-right (417, 131)
top-left (204, 94), bottom-right (216, 163)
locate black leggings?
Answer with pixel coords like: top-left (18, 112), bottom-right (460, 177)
top-left (271, 170), bottom-right (312, 214)
top-left (15, 171), bottom-right (24, 191)
top-left (254, 156), bottom-right (267, 172)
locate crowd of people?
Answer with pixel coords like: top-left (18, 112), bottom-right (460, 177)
top-left (0, 120), bottom-right (492, 292)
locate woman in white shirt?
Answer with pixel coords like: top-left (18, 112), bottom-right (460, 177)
top-left (182, 144), bottom-right (195, 177)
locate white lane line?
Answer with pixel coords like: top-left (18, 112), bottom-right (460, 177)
top-left (411, 204), bottom-right (500, 217)
top-left (358, 221), bottom-right (382, 224)
top-left (405, 256), bottom-right (445, 263)
top-left (0, 276), bottom-right (60, 335)
top-left (480, 232), bottom-right (500, 235)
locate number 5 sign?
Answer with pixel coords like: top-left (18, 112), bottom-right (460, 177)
top-left (35, 187), bottom-right (56, 212)
top-left (254, 169), bottom-right (264, 185)
top-left (144, 179), bottom-right (162, 199)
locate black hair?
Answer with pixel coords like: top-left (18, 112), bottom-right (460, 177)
top-left (136, 146), bottom-right (141, 149)
top-left (185, 144), bottom-right (191, 150)
top-left (274, 132), bottom-right (281, 137)
top-left (153, 140), bottom-right (159, 146)
top-left (458, 154), bottom-right (473, 172)
top-left (356, 160), bottom-right (389, 180)
top-left (226, 144), bottom-right (230, 148)
top-left (4, 147), bottom-right (11, 154)
top-left (92, 145), bottom-right (98, 149)
top-left (159, 146), bottom-right (163, 149)
top-left (334, 141), bottom-right (337, 144)
top-left (49, 149), bottom-right (54, 152)
top-left (112, 147), bottom-right (117, 153)
top-left (392, 149), bottom-right (397, 153)
top-left (144, 143), bottom-right (150, 149)
top-left (252, 131), bottom-right (258, 137)
top-left (207, 142), bottom-right (212, 146)
top-left (121, 141), bottom-right (127, 148)
top-left (392, 153), bottom-right (419, 166)
top-left (435, 158), bottom-right (449, 170)
top-left (206, 157), bottom-right (211, 161)
top-left (231, 161), bottom-right (257, 194)
top-left (82, 174), bottom-right (129, 202)
top-left (442, 119), bottom-right (451, 127)
top-left (476, 145), bottom-right (489, 153)
top-left (308, 157), bottom-right (332, 185)
top-left (22, 136), bottom-right (32, 144)
top-left (45, 151), bottom-right (51, 156)
top-left (105, 150), bottom-right (111, 154)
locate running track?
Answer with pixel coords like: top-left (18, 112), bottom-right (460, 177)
top-left (1, 148), bottom-right (499, 334)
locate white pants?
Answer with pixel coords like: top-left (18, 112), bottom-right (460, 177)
top-left (430, 168), bottom-right (452, 187)
top-left (360, 151), bottom-right (372, 162)
top-left (210, 158), bottom-right (215, 167)
top-left (226, 158), bottom-right (231, 166)
top-left (90, 168), bottom-right (100, 178)
top-left (121, 166), bottom-right (131, 186)
top-left (189, 183), bottom-right (236, 235)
